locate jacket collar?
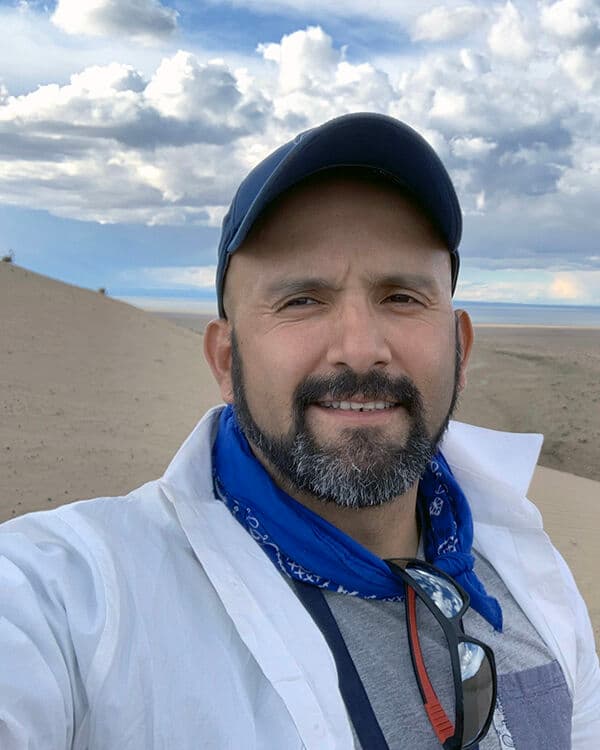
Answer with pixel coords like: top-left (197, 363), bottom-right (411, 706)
top-left (441, 420), bottom-right (544, 529)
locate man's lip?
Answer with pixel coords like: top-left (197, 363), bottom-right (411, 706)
top-left (307, 403), bottom-right (405, 423)
top-left (309, 400), bottom-right (403, 413)
top-left (311, 398), bottom-right (401, 406)
top-left (312, 399), bottom-right (399, 406)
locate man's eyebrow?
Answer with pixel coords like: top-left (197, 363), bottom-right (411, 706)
top-left (264, 272), bottom-right (441, 300)
top-left (264, 277), bottom-right (340, 299)
top-left (366, 272), bottom-right (441, 293)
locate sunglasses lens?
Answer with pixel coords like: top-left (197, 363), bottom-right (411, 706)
top-left (459, 641), bottom-right (494, 745)
top-left (405, 567), bottom-right (464, 618)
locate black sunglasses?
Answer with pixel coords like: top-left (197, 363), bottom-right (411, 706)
top-left (385, 558), bottom-right (497, 749)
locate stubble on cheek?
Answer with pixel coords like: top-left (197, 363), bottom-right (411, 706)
top-left (230, 331), bottom-right (296, 438)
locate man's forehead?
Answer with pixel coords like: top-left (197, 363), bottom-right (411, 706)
top-left (222, 168), bottom-right (453, 317)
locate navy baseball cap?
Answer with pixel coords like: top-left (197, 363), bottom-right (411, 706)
top-left (216, 112), bottom-right (462, 318)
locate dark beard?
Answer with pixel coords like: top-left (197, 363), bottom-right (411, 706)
top-left (230, 329), bottom-right (461, 509)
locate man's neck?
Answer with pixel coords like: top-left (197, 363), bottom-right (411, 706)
top-left (295, 490), bottom-right (420, 560)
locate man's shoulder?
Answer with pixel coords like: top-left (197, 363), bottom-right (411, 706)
top-left (1, 406), bottom-right (223, 554)
top-left (0, 479), bottom-right (181, 574)
top-left (0, 406), bottom-right (223, 596)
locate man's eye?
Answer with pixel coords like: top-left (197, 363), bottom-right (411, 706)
top-left (283, 297), bottom-right (318, 307)
top-left (386, 293), bottom-right (418, 304)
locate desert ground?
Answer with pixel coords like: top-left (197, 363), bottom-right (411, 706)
top-left (1, 261), bottom-right (599, 644)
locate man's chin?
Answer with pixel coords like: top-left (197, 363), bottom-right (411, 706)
top-left (299, 433), bottom-right (416, 474)
top-left (305, 423), bottom-right (412, 458)
top-left (306, 407), bottom-right (412, 443)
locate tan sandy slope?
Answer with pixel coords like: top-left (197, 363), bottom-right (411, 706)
top-left (456, 325), bottom-right (600, 482)
top-left (1, 262), bottom-right (598, 645)
top-left (0, 263), bottom-right (220, 516)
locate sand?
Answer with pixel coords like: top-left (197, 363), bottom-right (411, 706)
top-left (456, 325), bottom-right (600, 482)
top-left (0, 263), bottom-right (220, 518)
top-left (1, 261), bottom-right (599, 645)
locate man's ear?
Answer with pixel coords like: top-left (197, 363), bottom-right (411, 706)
top-left (455, 309), bottom-right (474, 392)
top-left (203, 318), bottom-right (234, 403)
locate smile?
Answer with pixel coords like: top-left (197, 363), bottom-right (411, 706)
top-left (317, 400), bottom-right (398, 412)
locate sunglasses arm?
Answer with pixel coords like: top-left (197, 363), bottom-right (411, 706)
top-left (407, 586), bottom-right (455, 745)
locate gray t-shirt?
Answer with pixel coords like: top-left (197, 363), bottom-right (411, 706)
top-left (319, 550), bottom-right (572, 749)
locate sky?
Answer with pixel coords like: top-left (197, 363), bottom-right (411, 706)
top-left (0, 0), bottom-right (599, 312)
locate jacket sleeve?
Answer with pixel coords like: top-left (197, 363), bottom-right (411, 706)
top-left (554, 550), bottom-right (600, 749)
top-left (0, 511), bottom-right (107, 749)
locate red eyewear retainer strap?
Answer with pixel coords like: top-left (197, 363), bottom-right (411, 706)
top-left (292, 579), bottom-right (390, 750)
top-left (407, 586), bottom-right (455, 743)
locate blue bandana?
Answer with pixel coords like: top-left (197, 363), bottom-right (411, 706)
top-left (212, 405), bottom-right (502, 631)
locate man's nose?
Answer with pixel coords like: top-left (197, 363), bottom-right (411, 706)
top-left (326, 298), bottom-right (392, 371)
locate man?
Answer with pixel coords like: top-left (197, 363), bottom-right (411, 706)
top-left (0, 113), bottom-right (598, 749)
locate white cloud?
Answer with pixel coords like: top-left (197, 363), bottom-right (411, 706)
top-left (258, 26), bottom-right (338, 94)
top-left (0, 3), bottom-right (177, 97)
top-left (52, 0), bottom-right (178, 41)
top-left (0, 49), bottom-right (272, 224)
top-left (145, 52), bottom-right (243, 121)
top-left (412, 5), bottom-right (488, 42)
top-left (430, 87), bottom-right (468, 121)
top-left (487, 2), bottom-right (533, 61)
top-left (456, 277), bottom-right (549, 302)
top-left (457, 270), bottom-right (600, 304)
top-left (257, 26), bottom-right (394, 124)
top-left (124, 265), bottom-right (218, 288)
top-left (451, 136), bottom-right (497, 159)
top-left (0, 63), bottom-right (145, 126)
top-left (0, 16), bottom-right (599, 283)
top-left (540, 0), bottom-right (598, 43)
top-left (118, 296), bottom-right (218, 313)
top-left (558, 46), bottom-right (599, 91)
top-left (549, 271), bottom-right (600, 304)
top-left (549, 272), bottom-right (582, 299)
top-left (459, 49), bottom-right (491, 74)
top-left (556, 141), bottom-right (600, 196)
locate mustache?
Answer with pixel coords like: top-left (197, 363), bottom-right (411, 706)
top-left (293, 370), bottom-right (424, 417)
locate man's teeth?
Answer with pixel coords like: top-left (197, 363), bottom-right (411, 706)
top-left (320, 401), bottom-right (396, 411)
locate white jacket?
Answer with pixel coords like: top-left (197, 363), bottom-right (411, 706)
top-left (0, 406), bottom-right (599, 749)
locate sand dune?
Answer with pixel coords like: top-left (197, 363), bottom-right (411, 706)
top-left (1, 262), bottom-right (598, 644)
top-left (1, 263), bottom-right (220, 517)
top-left (456, 325), bottom-right (600, 482)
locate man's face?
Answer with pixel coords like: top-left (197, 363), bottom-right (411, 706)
top-left (207, 172), bottom-right (472, 508)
